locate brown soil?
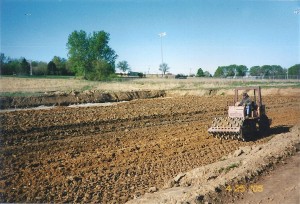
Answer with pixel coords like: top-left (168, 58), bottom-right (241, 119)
top-left (0, 94), bottom-right (299, 203)
top-left (128, 125), bottom-right (299, 204)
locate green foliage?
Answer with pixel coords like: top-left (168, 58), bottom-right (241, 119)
top-left (47, 61), bottom-right (57, 75)
top-left (89, 31), bottom-right (118, 66)
top-left (1, 53), bottom-right (74, 76)
top-left (214, 65), bottom-right (248, 77)
top-left (2, 75), bottom-right (74, 79)
top-left (19, 58), bottom-right (30, 75)
top-left (218, 163), bottom-right (240, 173)
top-left (204, 71), bottom-right (212, 77)
top-left (32, 61), bottom-right (48, 75)
top-left (261, 65), bottom-right (272, 76)
top-left (226, 66), bottom-right (235, 76)
top-left (249, 65), bottom-right (285, 77)
top-left (288, 64), bottom-right (300, 76)
top-left (127, 71), bottom-right (144, 77)
top-left (85, 60), bottom-right (116, 81)
top-left (52, 56), bottom-right (71, 75)
top-left (235, 65), bottom-right (247, 76)
top-left (225, 163), bottom-right (239, 173)
top-left (66, 30), bottom-right (89, 76)
top-left (218, 167), bottom-right (225, 173)
top-left (66, 30), bottom-right (118, 80)
top-left (175, 74), bottom-right (188, 79)
top-left (249, 66), bottom-right (262, 76)
top-left (137, 72), bottom-right (145, 78)
top-left (196, 69), bottom-right (211, 77)
top-left (117, 61), bottom-right (131, 73)
top-left (196, 68), bottom-right (205, 77)
top-left (0, 53), bottom-right (20, 75)
top-left (214, 66), bottom-right (225, 77)
top-left (159, 63), bottom-right (170, 75)
top-left (0, 53), bottom-right (7, 74)
top-left (271, 65), bottom-right (285, 76)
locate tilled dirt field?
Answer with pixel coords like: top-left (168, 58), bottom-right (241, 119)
top-left (0, 94), bottom-right (299, 203)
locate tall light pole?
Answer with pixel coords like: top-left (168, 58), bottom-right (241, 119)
top-left (25, 13), bottom-right (32, 76)
top-left (158, 32), bottom-right (166, 64)
top-left (29, 60), bottom-right (32, 76)
top-left (25, 13), bottom-right (31, 24)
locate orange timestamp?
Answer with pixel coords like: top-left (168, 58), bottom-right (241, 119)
top-left (225, 184), bottom-right (264, 193)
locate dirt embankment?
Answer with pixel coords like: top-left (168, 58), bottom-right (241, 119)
top-left (0, 90), bottom-right (166, 109)
top-left (166, 87), bottom-right (300, 97)
top-left (1, 87), bottom-right (299, 110)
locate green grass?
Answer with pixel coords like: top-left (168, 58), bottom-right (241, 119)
top-left (218, 163), bottom-right (240, 174)
top-left (1, 75), bottom-right (75, 79)
top-left (81, 85), bottom-right (94, 92)
top-left (290, 83), bottom-right (300, 88)
top-left (218, 167), bottom-right (225, 174)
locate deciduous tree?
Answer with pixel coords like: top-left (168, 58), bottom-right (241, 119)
top-left (214, 66), bottom-right (225, 77)
top-left (20, 58), bottom-right (30, 75)
top-left (204, 71), bottom-right (212, 77)
top-left (235, 65), bottom-right (248, 76)
top-left (48, 61), bottom-right (57, 75)
top-left (159, 63), bottom-right (170, 76)
top-left (288, 64), bottom-right (300, 76)
top-left (117, 61), bottom-right (131, 73)
top-left (249, 66), bottom-right (262, 76)
top-left (33, 61), bottom-right (48, 75)
top-left (52, 56), bottom-right (69, 75)
top-left (66, 30), bottom-right (118, 80)
top-left (196, 68), bottom-right (205, 77)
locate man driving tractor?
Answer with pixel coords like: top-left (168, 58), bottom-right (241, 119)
top-left (238, 92), bottom-right (252, 117)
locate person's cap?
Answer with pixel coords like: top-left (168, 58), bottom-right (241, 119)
top-left (242, 92), bottom-right (248, 96)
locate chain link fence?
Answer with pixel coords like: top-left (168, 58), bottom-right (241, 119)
top-left (224, 75), bottom-right (299, 81)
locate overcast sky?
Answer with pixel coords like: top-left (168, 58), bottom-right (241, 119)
top-left (1, 0), bottom-right (299, 75)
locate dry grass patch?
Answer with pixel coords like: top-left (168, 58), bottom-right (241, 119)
top-left (1, 76), bottom-right (299, 94)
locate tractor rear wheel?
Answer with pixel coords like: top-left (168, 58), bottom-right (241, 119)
top-left (259, 114), bottom-right (270, 136)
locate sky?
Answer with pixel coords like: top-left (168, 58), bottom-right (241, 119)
top-left (1, 0), bottom-right (299, 75)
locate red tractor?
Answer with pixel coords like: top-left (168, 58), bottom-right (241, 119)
top-left (208, 86), bottom-right (271, 141)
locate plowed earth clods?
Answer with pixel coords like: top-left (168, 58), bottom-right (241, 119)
top-left (0, 95), bottom-right (299, 203)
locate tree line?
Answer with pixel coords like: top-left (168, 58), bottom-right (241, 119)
top-left (1, 29), bottom-right (299, 80)
top-left (0, 54), bottom-right (73, 76)
top-left (195, 64), bottom-right (299, 78)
